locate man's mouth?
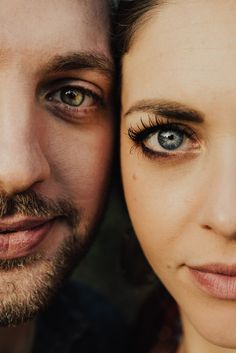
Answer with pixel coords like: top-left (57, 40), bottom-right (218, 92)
top-left (0, 217), bottom-right (56, 260)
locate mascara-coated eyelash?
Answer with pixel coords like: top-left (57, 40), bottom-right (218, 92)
top-left (128, 116), bottom-right (193, 140)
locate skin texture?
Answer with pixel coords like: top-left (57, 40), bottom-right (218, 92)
top-left (0, 0), bottom-right (114, 352)
top-left (121, 0), bottom-right (236, 352)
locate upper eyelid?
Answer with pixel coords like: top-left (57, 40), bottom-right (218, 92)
top-left (46, 86), bottom-right (99, 99)
top-left (128, 115), bottom-right (192, 133)
top-left (46, 86), bottom-right (104, 108)
top-left (128, 116), bottom-right (198, 142)
top-left (37, 77), bottom-right (103, 99)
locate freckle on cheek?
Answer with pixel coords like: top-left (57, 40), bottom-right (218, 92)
top-left (132, 174), bottom-right (137, 180)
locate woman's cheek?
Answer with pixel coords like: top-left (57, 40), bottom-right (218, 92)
top-left (122, 154), bottom-right (204, 264)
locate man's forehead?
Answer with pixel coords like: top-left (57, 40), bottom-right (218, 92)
top-left (0, 0), bottom-right (111, 61)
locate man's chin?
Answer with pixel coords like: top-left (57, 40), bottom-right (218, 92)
top-left (0, 234), bottom-right (87, 327)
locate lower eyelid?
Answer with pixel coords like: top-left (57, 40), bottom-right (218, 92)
top-left (51, 102), bottom-right (100, 115)
top-left (129, 132), bottom-right (201, 162)
top-left (141, 145), bottom-right (201, 162)
top-left (46, 95), bottom-right (101, 111)
top-left (45, 102), bottom-right (101, 125)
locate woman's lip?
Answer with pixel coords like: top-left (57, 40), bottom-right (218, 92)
top-left (189, 264), bottom-right (236, 276)
top-left (188, 265), bottom-right (236, 300)
top-left (0, 218), bottom-right (56, 260)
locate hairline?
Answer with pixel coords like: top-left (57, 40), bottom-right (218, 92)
top-left (128, 1), bottom-right (166, 54)
top-left (116, 0), bottom-right (168, 57)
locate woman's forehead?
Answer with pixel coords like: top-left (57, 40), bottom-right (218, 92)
top-left (127, 0), bottom-right (236, 59)
top-left (122, 0), bottom-right (236, 110)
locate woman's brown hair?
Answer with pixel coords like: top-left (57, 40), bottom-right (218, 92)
top-left (116, 2), bottom-right (180, 353)
top-left (115, 0), bottom-right (162, 56)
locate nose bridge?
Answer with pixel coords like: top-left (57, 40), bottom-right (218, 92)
top-left (0, 76), bottom-right (50, 195)
top-left (199, 139), bottom-right (236, 238)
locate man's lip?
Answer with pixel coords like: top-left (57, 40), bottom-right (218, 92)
top-left (0, 217), bottom-right (55, 234)
top-left (0, 218), bottom-right (56, 260)
top-left (189, 264), bottom-right (236, 276)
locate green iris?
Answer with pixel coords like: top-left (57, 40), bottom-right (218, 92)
top-left (60, 87), bottom-right (84, 107)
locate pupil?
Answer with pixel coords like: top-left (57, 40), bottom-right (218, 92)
top-left (158, 129), bottom-right (184, 150)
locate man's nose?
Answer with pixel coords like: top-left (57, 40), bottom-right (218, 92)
top-left (0, 106), bottom-right (50, 196)
top-left (198, 149), bottom-right (236, 239)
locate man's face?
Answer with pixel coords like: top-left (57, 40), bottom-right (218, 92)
top-left (0, 0), bottom-right (114, 325)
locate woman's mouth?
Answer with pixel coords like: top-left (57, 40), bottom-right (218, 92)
top-left (188, 264), bottom-right (236, 300)
top-left (0, 217), bottom-right (56, 260)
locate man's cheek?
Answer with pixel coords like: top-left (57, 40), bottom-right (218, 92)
top-left (62, 150), bottom-right (111, 202)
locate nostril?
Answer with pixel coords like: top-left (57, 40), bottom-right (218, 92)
top-left (203, 225), bottom-right (212, 231)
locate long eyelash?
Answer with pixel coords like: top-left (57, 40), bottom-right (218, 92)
top-left (128, 115), bottom-right (195, 142)
top-left (128, 116), bottom-right (170, 141)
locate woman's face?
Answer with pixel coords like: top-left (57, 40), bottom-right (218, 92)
top-left (121, 0), bottom-right (236, 348)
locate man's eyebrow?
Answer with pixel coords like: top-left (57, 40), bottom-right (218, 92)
top-left (39, 52), bottom-right (114, 79)
top-left (124, 99), bottom-right (204, 123)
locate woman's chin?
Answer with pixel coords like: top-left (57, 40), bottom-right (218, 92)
top-left (180, 302), bottom-right (236, 350)
top-left (198, 324), bottom-right (236, 349)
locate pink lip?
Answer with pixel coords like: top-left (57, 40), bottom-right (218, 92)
top-left (0, 217), bottom-right (55, 260)
top-left (188, 264), bottom-right (236, 300)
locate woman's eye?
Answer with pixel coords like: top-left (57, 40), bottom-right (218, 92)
top-left (128, 118), bottom-right (201, 159)
top-left (146, 127), bottom-right (185, 151)
top-left (128, 122), bottom-right (200, 157)
top-left (46, 86), bottom-right (98, 108)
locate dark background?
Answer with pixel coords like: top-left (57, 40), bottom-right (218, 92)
top-left (73, 182), bottom-right (158, 323)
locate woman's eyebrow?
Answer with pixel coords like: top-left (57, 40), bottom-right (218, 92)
top-left (124, 99), bottom-right (204, 123)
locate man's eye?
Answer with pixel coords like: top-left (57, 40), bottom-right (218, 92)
top-left (46, 86), bottom-right (98, 108)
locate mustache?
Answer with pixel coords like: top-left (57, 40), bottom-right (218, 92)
top-left (0, 190), bottom-right (79, 228)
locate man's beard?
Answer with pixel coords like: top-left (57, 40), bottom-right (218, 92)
top-left (0, 190), bottom-right (93, 327)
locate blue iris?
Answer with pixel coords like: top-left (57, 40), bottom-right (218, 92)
top-left (158, 128), bottom-right (184, 150)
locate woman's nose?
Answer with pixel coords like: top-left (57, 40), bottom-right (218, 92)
top-left (198, 149), bottom-right (236, 239)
